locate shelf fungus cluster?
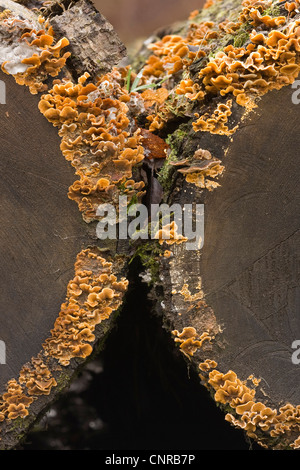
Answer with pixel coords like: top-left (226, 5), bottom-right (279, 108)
top-left (138, 3), bottom-right (300, 447)
top-left (169, 277), bottom-right (300, 449)
top-left (0, 10), bottom-right (70, 94)
top-left (0, 7), bottom-right (131, 442)
top-left (199, 12), bottom-right (300, 108)
top-left (0, 248), bottom-right (128, 438)
top-left (170, 329), bottom-right (300, 448)
top-left (172, 327), bottom-right (214, 358)
top-left (154, 220), bottom-right (188, 246)
top-left (170, 148), bottom-right (225, 191)
top-left (39, 69), bottom-right (147, 222)
top-left (43, 248), bottom-right (129, 366)
top-left (193, 99), bottom-right (238, 135)
top-left (0, 356), bottom-right (56, 422)
top-left (133, 0), bottom-right (300, 135)
top-left (202, 368), bottom-right (300, 449)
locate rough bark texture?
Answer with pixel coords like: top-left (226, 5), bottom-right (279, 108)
top-left (0, 0), bottom-right (299, 451)
top-left (50, 0), bottom-right (127, 79)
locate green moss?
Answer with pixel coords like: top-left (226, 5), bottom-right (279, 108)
top-left (206, 21), bottom-right (250, 58)
top-left (55, 371), bottom-right (72, 392)
top-left (7, 416), bottom-right (27, 432)
top-left (233, 31), bottom-right (249, 47)
top-left (126, 193), bottom-right (139, 210)
top-left (187, 0), bottom-right (244, 27)
top-left (262, 5), bottom-right (281, 16)
top-left (158, 123), bottom-right (190, 192)
top-left (129, 241), bottom-right (162, 285)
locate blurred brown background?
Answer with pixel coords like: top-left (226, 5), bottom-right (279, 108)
top-left (93, 0), bottom-right (205, 45)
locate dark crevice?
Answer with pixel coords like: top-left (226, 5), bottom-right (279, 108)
top-left (22, 257), bottom-right (260, 450)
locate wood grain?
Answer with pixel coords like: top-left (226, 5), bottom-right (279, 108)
top-left (0, 72), bottom-right (93, 391)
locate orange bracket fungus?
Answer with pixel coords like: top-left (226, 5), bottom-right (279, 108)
top-left (39, 69), bottom-right (146, 222)
top-left (0, 0), bottom-right (299, 451)
top-left (0, 8), bottom-right (70, 94)
top-left (170, 148), bottom-right (225, 191)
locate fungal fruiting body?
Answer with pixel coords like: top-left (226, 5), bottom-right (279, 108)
top-left (208, 369), bottom-right (300, 449)
top-left (0, 248), bottom-right (128, 435)
top-left (122, 0), bottom-right (300, 195)
top-left (135, 0), bottom-right (300, 134)
top-left (172, 327), bottom-right (214, 358)
top-left (170, 148), bottom-right (225, 191)
top-left (170, 329), bottom-right (300, 449)
top-left (0, 7), bottom-right (147, 438)
top-left (43, 248), bottom-right (129, 366)
top-left (193, 99), bottom-right (238, 135)
top-left (140, 9), bottom-right (300, 449)
top-left (154, 221), bottom-right (188, 246)
top-left (39, 69), bottom-right (147, 222)
top-left (0, 10), bottom-right (70, 94)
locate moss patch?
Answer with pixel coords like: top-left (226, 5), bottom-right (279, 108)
top-left (158, 123), bottom-right (191, 192)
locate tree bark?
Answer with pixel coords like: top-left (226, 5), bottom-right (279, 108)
top-left (0, 0), bottom-right (299, 450)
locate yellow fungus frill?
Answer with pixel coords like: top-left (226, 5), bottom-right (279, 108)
top-left (39, 69), bottom-right (146, 222)
top-left (193, 99), bottom-right (238, 135)
top-left (172, 327), bottom-right (214, 358)
top-left (43, 248), bottom-right (129, 366)
top-left (154, 221), bottom-right (188, 246)
top-left (171, 148), bottom-right (225, 191)
top-left (0, 12), bottom-right (70, 94)
top-left (0, 248), bottom-right (129, 432)
top-left (0, 357), bottom-right (56, 423)
top-left (199, 3), bottom-right (300, 107)
top-left (139, 0), bottom-right (300, 134)
top-left (207, 369), bottom-right (300, 448)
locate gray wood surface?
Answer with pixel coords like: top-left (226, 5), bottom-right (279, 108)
top-left (157, 85), bottom-right (300, 409)
top-left (0, 72), bottom-right (93, 391)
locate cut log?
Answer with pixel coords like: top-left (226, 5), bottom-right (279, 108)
top-left (0, 72), bottom-right (91, 388)
top-left (0, 0), bottom-right (299, 451)
top-left (0, 0), bottom-right (129, 449)
top-left (153, 84), bottom-right (300, 449)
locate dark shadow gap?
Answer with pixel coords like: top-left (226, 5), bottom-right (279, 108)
top-left (22, 258), bottom-right (260, 450)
